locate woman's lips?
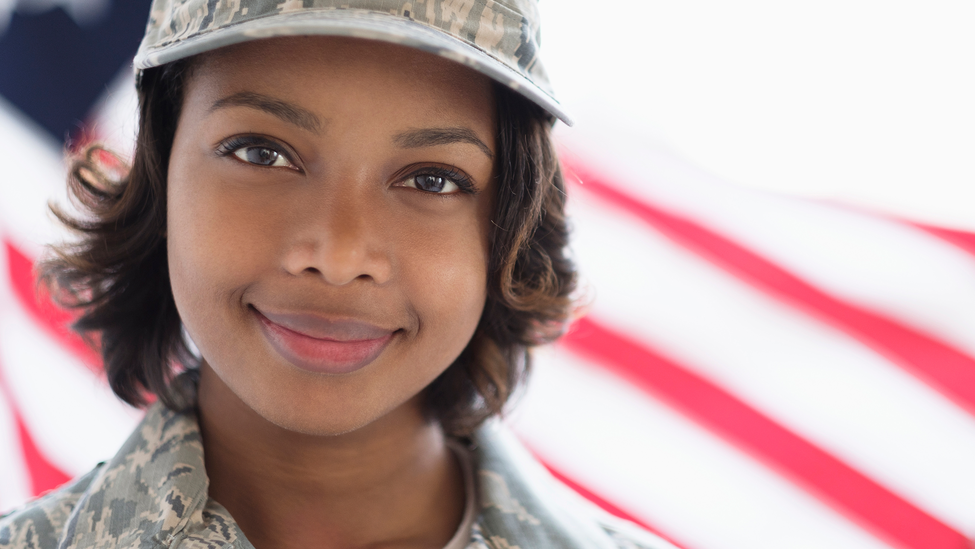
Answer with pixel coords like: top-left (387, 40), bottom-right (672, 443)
top-left (254, 309), bottom-right (394, 375)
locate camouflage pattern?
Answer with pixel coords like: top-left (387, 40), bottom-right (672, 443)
top-left (133, 0), bottom-right (571, 125)
top-left (0, 405), bottom-right (245, 549)
top-left (0, 404), bottom-right (673, 549)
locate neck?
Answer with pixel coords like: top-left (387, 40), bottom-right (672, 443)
top-left (197, 365), bottom-right (465, 549)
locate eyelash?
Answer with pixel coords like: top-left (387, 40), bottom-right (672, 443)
top-left (215, 135), bottom-right (478, 194)
top-left (403, 165), bottom-right (478, 195)
top-left (216, 135), bottom-right (298, 167)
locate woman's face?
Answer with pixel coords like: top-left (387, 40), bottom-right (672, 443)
top-left (167, 37), bottom-right (496, 435)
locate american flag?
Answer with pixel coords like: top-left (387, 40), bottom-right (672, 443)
top-left (1, 3), bottom-right (973, 549)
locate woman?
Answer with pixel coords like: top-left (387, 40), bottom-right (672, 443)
top-left (1, 1), bottom-right (671, 548)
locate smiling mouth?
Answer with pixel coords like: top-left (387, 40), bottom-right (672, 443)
top-left (252, 308), bottom-right (395, 375)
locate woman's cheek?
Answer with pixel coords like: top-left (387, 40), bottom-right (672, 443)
top-left (171, 163), bottom-right (276, 280)
top-left (167, 163), bottom-right (260, 352)
top-left (402, 216), bottom-right (489, 346)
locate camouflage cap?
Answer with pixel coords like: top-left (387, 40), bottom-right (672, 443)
top-left (134, 0), bottom-right (571, 125)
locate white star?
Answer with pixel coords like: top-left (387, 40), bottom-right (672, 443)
top-left (0, 0), bottom-right (15, 34)
top-left (1, 0), bottom-right (111, 34)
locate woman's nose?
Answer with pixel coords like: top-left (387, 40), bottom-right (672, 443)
top-left (280, 185), bottom-right (392, 286)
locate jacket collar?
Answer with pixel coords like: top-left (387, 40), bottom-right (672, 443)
top-left (57, 405), bottom-right (614, 549)
top-left (59, 403), bottom-right (246, 548)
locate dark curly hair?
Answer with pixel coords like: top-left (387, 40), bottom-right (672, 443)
top-left (41, 57), bottom-right (576, 436)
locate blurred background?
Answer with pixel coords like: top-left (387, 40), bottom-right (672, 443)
top-left (1, 2), bottom-right (974, 548)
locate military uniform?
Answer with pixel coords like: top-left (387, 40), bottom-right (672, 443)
top-left (0, 402), bottom-right (674, 548)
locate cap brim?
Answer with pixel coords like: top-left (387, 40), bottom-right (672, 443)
top-left (134, 9), bottom-right (572, 126)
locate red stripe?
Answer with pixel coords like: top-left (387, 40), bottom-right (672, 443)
top-left (4, 240), bottom-right (101, 372)
top-left (539, 459), bottom-right (690, 549)
top-left (0, 364), bottom-right (72, 497)
top-left (561, 158), bottom-right (975, 419)
top-left (563, 317), bottom-right (969, 549)
top-left (912, 223), bottom-right (975, 260)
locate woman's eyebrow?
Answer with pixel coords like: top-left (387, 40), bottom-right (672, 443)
top-left (393, 127), bottom-right (494, 160)
top-left (208, 91), bottom-right (324, 134)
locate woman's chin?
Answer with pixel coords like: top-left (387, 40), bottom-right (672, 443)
top-left (201, 362), bottom-right (417, 438)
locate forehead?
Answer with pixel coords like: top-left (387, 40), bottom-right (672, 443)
top-left (185, 36), bottom-right (497, 132)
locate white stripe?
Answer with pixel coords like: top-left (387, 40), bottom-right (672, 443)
top-left (0, 101), bottom-right (69, 254)
top-left (0, 314), bottom-right (141, 478)
top-left (0, 379), bottom-right (31, 514)
top-left (557, 126), bottom-right (975, 362)
top-left (567, 191), bottom-right (975, 533)
top-left (508, 346), bottom-right (896, 549)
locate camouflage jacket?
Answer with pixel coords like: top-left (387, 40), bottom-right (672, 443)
top-left (0, 404), bottom-right (673, 549)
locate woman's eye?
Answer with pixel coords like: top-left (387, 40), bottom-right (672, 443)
top-left (233, 146), bottom-right (292, 168)
top-left (405, 174), bottom-right (460, 194)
